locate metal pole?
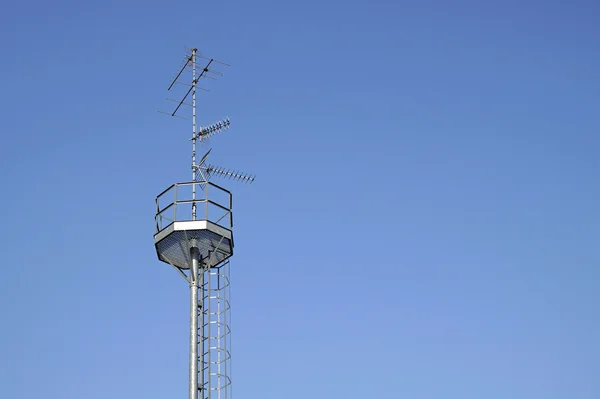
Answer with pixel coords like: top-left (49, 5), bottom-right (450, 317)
top-left (190, 246), bottom-right (200, 399)
top-left (191, 48), bottom-right (197, 220)
top-left (190, 49), bottom-right (199, 399)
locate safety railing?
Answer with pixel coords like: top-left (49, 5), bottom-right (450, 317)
top-left (155, 181), bottom-right (233, 233)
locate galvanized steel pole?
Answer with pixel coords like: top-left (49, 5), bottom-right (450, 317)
top-left (189, 247), bottom-right (200, 399)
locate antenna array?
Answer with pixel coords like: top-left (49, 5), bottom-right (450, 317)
top-left (159, 48), bottom-right (254, 188)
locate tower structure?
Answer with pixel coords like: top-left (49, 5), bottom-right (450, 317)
top-left (154, 48), bottom-right (254, 399)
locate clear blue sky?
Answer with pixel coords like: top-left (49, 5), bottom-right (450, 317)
top-left (1, 0), bottom-right (599, 398)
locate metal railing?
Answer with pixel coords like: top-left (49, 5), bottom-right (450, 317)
top-left (155, 181), bottom-right (233, 233)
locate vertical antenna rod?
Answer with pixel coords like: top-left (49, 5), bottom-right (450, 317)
top-left (191, 48), bottom-right (198, 221)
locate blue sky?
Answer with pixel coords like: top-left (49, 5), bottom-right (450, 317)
top-left (1, 0), bottom-right (600, 398)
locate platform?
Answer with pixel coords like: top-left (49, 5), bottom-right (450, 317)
top-left (154, 181), bottom-right (234, 270)
top-left (154, 220), bottom-right (233, 269)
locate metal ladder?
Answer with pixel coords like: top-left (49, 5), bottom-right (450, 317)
top-left (199, 261), bottom-right (232, 399)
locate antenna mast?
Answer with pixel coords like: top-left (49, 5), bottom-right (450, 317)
top-left (191, 48), bottom-right (197, 220)
top-left (155, 47), bottom-right (254, 399)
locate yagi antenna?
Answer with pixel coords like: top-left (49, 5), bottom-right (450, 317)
top-left (158, 49), bottom-right (229, 119)
top-left (194, 149), bottom-right (255, 184)
top-left (192, 117), bottom-right (231, 141)
top-left (207, 165), bottom-right (255, 184)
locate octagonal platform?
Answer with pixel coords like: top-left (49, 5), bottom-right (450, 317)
top-left (154, 220), bottom-right (233, 269)
top-left (154, 181), bottom-right (234, 269)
